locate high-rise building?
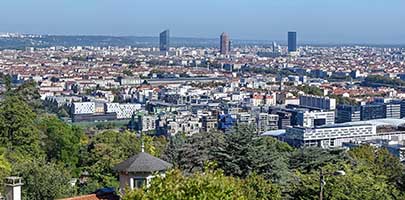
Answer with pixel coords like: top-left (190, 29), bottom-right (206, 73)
top-left (159, 29), bottom-right (170, 52)
top-left (288, 31), bottom-right (297, 52)
top-left (220, 32), bottom-right (230, 55)
top-left (336, 104), bottom-right (361, 123)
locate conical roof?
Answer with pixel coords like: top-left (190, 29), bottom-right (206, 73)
top-left (114, 152), bottom-right (172, 173)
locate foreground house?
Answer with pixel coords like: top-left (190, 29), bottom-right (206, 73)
top-left (113, 150), bottom-right (173, 194)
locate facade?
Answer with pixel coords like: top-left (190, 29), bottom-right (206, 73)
top-left (401, 100), bottom-right (405, 118)
top-left (385, 103), bottom-right (401, 119)
top-left (72, 102), bottom-right (96, 115)
top-left (299, 95), bottom-right (336, 110)
top-left (275, 111), bottom-right (292, 129)
top-left (361, 104), bottom-right (386, 121)
top-left (72, 113), bottom-right (117, 123)
top-left (336, 104), bottom-right (361, 123)
top-left (105, 103), bottom-right (141, 119)
top-left (138, 115), bottom-right (157, 132)
top-left (201, 115), bottom-right (218, 132)
top-left (288, 31), bottom-right (297, 52)
top-left (284, 124), bottom-right (377, 148)
top-left (220, 32), bottom-right (230, 55)
top-left (295, 110), bottom-right (335, 128)
top-left (159, 30), bottom-right (170, 52)
top-left (256, 113), bottom-right (279, 132)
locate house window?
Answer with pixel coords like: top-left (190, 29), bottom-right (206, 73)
top-left (134, 178), bottom-right (146, 188)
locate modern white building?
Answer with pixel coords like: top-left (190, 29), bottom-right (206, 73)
top-left (284, 124), bottom-right (377, 148)
top-left (105, 103), bottom-right (142, 119)
top-left (296, 110), bottom-right (335, 128)
top-left (71, 102), bottom-right (96, 114)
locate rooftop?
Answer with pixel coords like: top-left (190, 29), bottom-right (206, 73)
top-left (114, 152), bottom-right (172, 173)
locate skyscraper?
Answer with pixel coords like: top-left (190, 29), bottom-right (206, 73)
top-left (288, 31), bottom-right (297, 52)
top-left (220, 32), bottom-right (230, 55)
top-left (159, 29), bottom-right (170, 52)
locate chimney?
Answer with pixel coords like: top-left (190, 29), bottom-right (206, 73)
top-left (5, 177), bottom-right (23, 200)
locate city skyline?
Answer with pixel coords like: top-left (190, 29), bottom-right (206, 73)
top-left (0, 0), bottom-right (404, 44)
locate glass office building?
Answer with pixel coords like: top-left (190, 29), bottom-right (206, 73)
top-left (160, 30), bottom-right (170, 52)
top-left (288, 31), bottom-right (297, 52)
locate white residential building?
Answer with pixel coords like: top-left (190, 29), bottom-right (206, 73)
top-left (105, 103), bottom-right (142, 119)
top-left (72, 102), bottom-right (96, 114)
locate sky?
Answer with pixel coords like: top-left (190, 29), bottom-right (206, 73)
top-left (0, 0), bottom-right (404, 44)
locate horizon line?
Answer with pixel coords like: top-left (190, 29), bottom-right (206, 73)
top-left (1, 32), bottom-right (405, 46)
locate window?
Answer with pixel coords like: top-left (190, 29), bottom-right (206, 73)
top-left (134, 178), bottom-right (146, 188)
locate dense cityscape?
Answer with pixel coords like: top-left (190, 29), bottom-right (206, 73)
top-left (1, 1), bottom-right (405, 200)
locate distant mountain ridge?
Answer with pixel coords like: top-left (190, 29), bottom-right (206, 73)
top-left (0, 34), bottom-right (277, 49)
top-left (0, 34), bottom-right (404, 49)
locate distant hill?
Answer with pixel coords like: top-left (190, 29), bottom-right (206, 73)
top-left (0, 35), bottom-right (276, 49)
top-left (0, 34), bottom-right (404, 49)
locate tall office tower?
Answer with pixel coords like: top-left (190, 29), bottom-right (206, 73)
top-left (220, 32), bottom-right (230, 55)
top-left (272, 41), bottom-right (277, 54)
top-left (288, 31), bottom-right (297, 52)
top-left (159, 29), bottom-right (170, 52)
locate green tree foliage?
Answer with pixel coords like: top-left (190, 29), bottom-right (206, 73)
top-left (216, 125), bottom-right (292, 183)
top-left (13, 158), bottom-right (76, 200)
top-left (38, 115), bottom-right (85, 170)
top-left (296, 85), bottom-right (324, 96)
top-left (123, 69), bottom-right (134, 76)
top-left (247, 136), bottom-right (292, 183)
top-left (122, 169), bottom-right (282, 200)
top-left (79, 131), bottom-right (167, 188)
top-left (161, 133), bottom-right (186, 166)
top-left (0, 95), bottom-right (42, 160)
top-left (364, 75), bottom-right (405, 87)
top-left (348, 145), bottom-right (404, 188)
top-left (288, 164), bottom-right (404, 200)
top-left (329, 94), bottom-right (358, 105)
top-left (177, 131), bottom-right (225, 173)
top-left (79, 131), bottom-right (140, 188)
top-left (0, 147), bottom-right (11, 193)
top-left (289, 148), bottom-right (347, 172)
top-left (13, 80), bottom-right (44, 112)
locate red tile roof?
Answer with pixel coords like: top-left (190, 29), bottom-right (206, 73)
top-left (58, 194), bottom-right (100, 200)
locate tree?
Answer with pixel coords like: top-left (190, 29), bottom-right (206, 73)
top-left (79, 131), bottom-right (167, 188)
top-left (0, 95), bottom-right (42, 160)
top-left (123, 69), bottom-right (134, 76)
top-left (216, 125), bottom-right (257, 178)
top-left (14, 80), bottom-right (44, 113)
top-left (122, 169), bottom-right (282, 200)
top-left (38, 115), bottom-right (84, 170)
top-left (79, 131), bottom-right (140, 188)
top-left (13, 158), bottom-right (76, 200)
top-left (287, 164), bottom-right (404, 200)
top-left (0, 147), bottom-right (11, 193)
top-left (296, 85), bottom-right (324, 96)
top-left (161, 133), bottom-right (186, 166)
top-left (216, 125), bottom-right (292, 183)
top-left (289, 148), bottom-right (347, 172)
top-left (348, 145), bottom-right (404, 188)
top-left (247, 137), bottom-right (292, 184)
top-left (177, 131), bottom-right (225, 173)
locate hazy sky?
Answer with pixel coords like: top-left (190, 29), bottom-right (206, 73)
top-left (0, 0), bottom-right (404, 44)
